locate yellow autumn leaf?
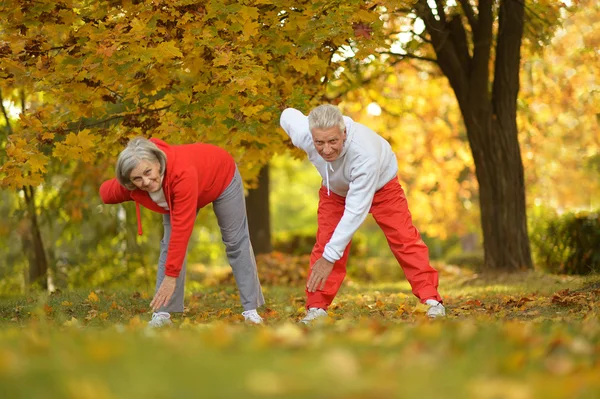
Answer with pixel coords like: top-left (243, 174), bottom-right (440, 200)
top-left (63, 317), bottom-right (80, 327)
top-left (213, 51), bottom-right (231, 67)
top-left (155, 41), bottom-right (183, 60)
top-left (87, 292), bottom-right (100, 302)
top-left (354, 9), bottom-right (380, 23)
top-left (242, 20), bottom-right (259, 40)
top-left (27, 153), bottom-right (48, 173)
top-left (292, 59), bottom-right (310, 74)
top-left (241, 104), bottom-right (264, 117)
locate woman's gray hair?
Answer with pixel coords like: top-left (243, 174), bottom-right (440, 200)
top-left (308, 104), bottom-right (346, 133)
top-left (115, 137), bottom-right (167, 190)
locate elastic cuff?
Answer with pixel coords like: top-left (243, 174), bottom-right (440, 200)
top-left (321, 253), bottom-right (337, 263)
top-left (306, 301), bottom-right (329, 311)
top-left (419, 293), bottom-right (443, 304)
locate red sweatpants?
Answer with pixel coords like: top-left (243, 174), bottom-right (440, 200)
top-left (306, 177), bottom-right (442, 310)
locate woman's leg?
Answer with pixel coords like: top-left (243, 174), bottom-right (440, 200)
top-left (213, 168), bottom-right (265, 311)
top-left (156, 213), bottom-right (187, 313)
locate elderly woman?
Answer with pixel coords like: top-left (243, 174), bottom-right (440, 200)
top-left (100, 137), bottom-right (265, 326)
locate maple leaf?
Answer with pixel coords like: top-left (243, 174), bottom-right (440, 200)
top-left (155, 41), bottom-right (183, 60)
top-left (26, 152), bottom-right (48, 173)
top-left (352, 23), bottom-right (373, 39)
top-left (87, 292), bottom-right (100, 303)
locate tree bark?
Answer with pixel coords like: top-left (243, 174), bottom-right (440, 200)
top-left (23, 185), bottom-right (49, 289)
top-left (485, 0), bottom-right (532, 270)
top-left (246, 164), bottom-right (272, 254)
top-left (417, 0), bottom-right (532, 271)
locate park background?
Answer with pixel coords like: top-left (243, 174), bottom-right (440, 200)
top-left (0, 0), bottom-right (599, 398)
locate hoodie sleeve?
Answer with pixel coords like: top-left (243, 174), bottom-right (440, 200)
top-left (99, 179), bottom-right (132, 204)
top-left (164, 168), bottom-right (198, 278)
top-left (279, 108), bottom-right (314, 152)
top-left (322, 157), bottom-right (379, 263)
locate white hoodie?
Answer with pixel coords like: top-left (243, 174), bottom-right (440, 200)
top-left (280, 108), bottom-right (398, 263)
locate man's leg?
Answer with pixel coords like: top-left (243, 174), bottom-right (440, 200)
top-left (306, 186), bottom-right (352, 310)
top-left (213, 168), bottom-right (265, 312)
top-left (370, 178), bottom-right (442, 303)
top-left (156, 213), bottom-right (187, 313)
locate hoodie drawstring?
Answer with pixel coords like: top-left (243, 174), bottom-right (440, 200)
top-left (135, 202), bottom-right (143, 235)
top-left (325, 163), bottom-right (334, 196)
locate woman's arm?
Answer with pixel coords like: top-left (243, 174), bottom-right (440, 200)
top-left (99, 179), bottom-right (132, 204)
top-left (163, 169), bottom-right (199, 278)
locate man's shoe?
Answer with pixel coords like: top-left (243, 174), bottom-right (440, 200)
top-left (242, 309), bottom-right (264, 324)
top-left (425, 299), bottom-right (446, 318)
top-left (148, 312), bottom-right (173, 328)
top-left (300, 307), bottom-right (328, 324)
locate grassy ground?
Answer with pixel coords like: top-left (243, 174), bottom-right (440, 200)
top-left (0, 267), bottom-right (598, 399)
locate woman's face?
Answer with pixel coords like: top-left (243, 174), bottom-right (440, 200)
top-left (129, 159), bottom-right (162, 193)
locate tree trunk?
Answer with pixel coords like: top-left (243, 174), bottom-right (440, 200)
top-left (485, 0), bottom-right (532, 270)
top-left (246, 164), bottom-right (272, 254)
top-left (465, 0), bottom-right (532, 271)
top-left (417, 0), bottom-right (532, 271)
top-left (23, 185), bottom-right (49, 289)
top-left (463, 113), bottom-right (532, 271)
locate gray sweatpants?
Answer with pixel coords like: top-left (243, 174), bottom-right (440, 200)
top-left (156, 168), bottom-right (265, 313)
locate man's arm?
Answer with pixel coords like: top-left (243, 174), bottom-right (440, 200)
top-left (279, 108), bottom-right (314, 152)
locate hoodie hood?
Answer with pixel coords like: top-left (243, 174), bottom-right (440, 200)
top-left (323, 116), bottom-right (355, 196)
top-left (338, 116), bottom-right (354, 160)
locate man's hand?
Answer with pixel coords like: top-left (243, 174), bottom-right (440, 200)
top-left (150, 276), bottom-right (177, 311)
top-left (307, 257), bottom-right (334, 292)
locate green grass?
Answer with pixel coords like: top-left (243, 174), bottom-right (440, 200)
top-left (0, 269), bottom-right (599, 399)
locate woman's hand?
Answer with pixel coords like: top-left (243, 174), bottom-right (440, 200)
top-left (150, 276), bottom-right (177, 311)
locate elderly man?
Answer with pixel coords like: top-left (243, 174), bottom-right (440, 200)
top-left (280, 104), bottom-right (445, 323)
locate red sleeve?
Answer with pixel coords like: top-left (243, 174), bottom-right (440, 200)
top-left (99, 179), bottom-right (132, 204)
top-left (164, 169), bottom-right (198, 277)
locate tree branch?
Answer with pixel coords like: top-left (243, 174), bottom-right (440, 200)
top-left (326, 57), bottom-right (407, 102)
top-left (470, 0), bottom-right (493, 92)
top-left (0, 88), bottom-right (14, 135)
top-left (412, 30), bottom-right (433, 44)
top-left (390, 7), bottom-right (417, 15)
top-left (61, 105), bottom-right (172, 133)
top-left (415, 0), bottom-right (468, 102)
top-left (435, 0), bottom-right (447, 23)
top-left (520, 0), bottom-right (555, 27)
top-left (379, 51), bottom-right (438, 64)
top-left (458, 0), bottom-right (478, 31)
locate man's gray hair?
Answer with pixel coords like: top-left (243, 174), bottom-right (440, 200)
top-left (308, 104), bottom-right (346, 133)
top-left (115, 137), bottom-right (167, 190)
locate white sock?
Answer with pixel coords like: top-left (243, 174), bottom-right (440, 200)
top-left (154, 311), bottom-right (170, 318)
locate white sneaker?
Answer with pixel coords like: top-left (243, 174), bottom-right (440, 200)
top-left (300, 307), bottom-right (328, 324)
top-left (242, 309), bottom-right (263, 324)
top-left (425, 299), bottom-right (446, 318)
top-left (148, 312), bottom-right (172, 328)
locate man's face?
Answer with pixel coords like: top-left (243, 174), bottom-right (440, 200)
top-left (130, 159), bottom-right (162, 193)
top-left (311, 126), bottom-right (346, 162)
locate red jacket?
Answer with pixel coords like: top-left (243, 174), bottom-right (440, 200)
top-left (99, 138), bottom-right (236, 277)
